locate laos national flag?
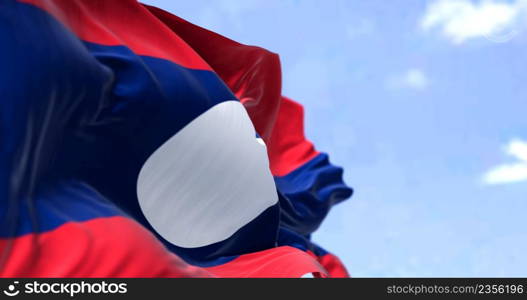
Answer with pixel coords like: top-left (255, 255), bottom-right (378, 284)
top-left (0, 0), bottom-right (353, 278)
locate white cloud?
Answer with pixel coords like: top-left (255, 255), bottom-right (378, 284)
top-left (421, 0), bottom-right (527, 44)
top-left (483, 139), bottom-right (527, 185)
top-left (387, 69), bottom-right (429, 90)
top-left (507, 139), bottom-right (527, 161)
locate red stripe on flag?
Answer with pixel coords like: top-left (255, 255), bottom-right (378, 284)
top-left (0, 216), bottom-right (212, 277)
top-left (317, 253), bottom-right (350, 278)
top-left (205, 246), bottom-right (328, 278)
top-left (267, 97), bottom-right (319, 176)
top-left (19, 0), bottom-right (211, 70)
top-left (306, 251), bottom-right (350, 278)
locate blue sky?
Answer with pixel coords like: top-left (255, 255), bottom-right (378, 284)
top-left (142, 0), bottom-right (527, 277)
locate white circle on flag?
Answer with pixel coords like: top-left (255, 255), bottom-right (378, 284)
top-left (137, 101), bottom-right (278, 248)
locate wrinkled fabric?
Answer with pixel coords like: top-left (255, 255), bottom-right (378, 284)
top-left (0, 0), bottom-right (352, 277)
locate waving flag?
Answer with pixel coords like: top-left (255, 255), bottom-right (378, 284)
top-left (0, 0), bottom-right (352, 278)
